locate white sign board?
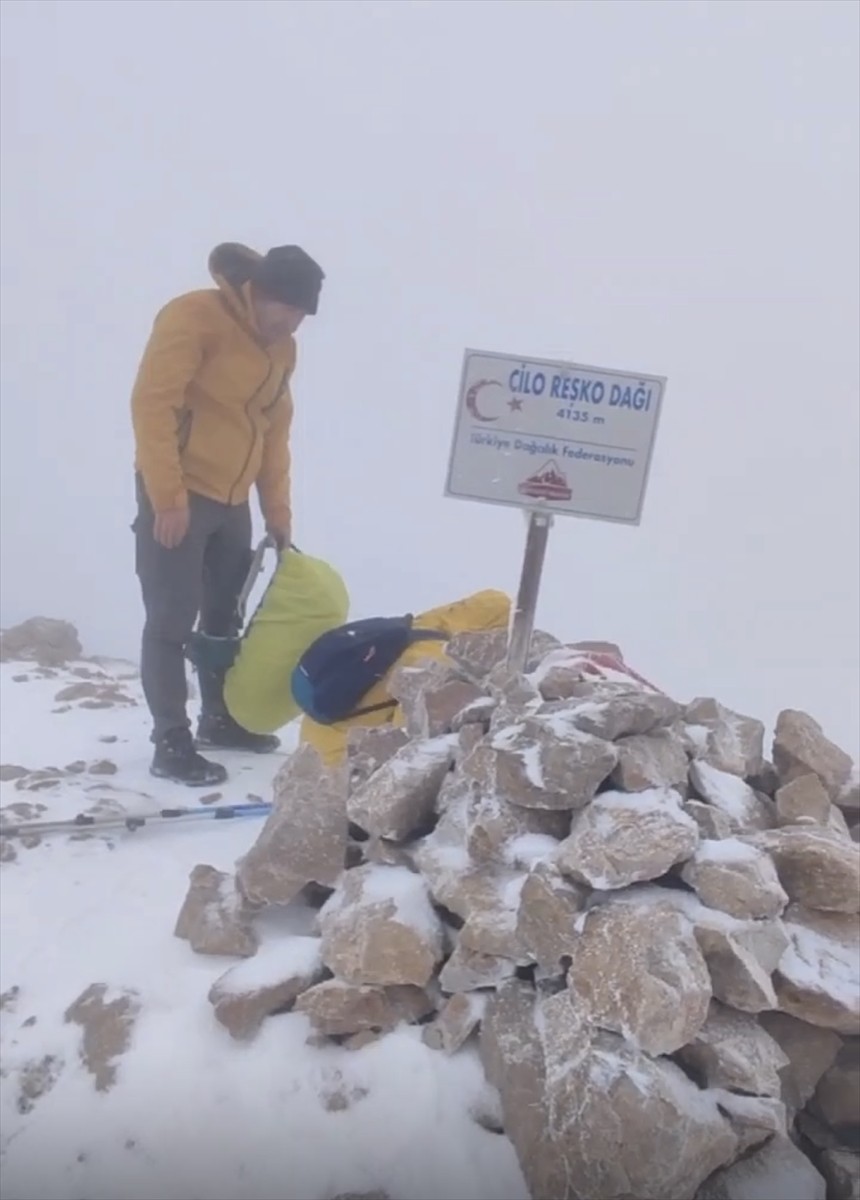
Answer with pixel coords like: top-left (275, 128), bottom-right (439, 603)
top-left (444, 348), bottom-right (666, 525)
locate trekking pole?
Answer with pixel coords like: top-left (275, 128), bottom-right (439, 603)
top-left (236, 535), bottom-right (277, 628)
top-left (0, 801), bottom-right (273, 841)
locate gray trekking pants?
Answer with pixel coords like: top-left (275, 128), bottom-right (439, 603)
top-left (133, 476), bottom-right (252, 741)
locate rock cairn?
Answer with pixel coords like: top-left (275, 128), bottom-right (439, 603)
top-left (174, 630), bottom-right (860, 1200)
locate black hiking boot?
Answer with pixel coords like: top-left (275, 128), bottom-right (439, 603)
top-left (150, 727), bottom-right (228, 787)
top-left (195, 712), bottom-right (281, 754)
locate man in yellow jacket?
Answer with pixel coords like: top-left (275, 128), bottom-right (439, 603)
top-left (130, 242), bottom-right (324, 786)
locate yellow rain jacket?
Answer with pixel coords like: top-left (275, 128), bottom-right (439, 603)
top-left (130, 243), bottom-right (296, 532)
top-left (223, 549), bottom-right (350, 735)
top-left (299, 588), bottom-right (511, 766)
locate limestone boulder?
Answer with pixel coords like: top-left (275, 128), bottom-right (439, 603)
top-left (488, 712), bottom-right (618, 810)
top-left (773, 709), bottom-right (854, 802)
top-left (422, 992), bottom-right (486, 1054)
top-left (237, 746), bottom-right (348, 906)
top-left (515, 860), bottom-right (588, 971)
top-left (810, 1039), bottom-right (860, 1139)
top-left (346, 726), bottom-right (409, 790)
top-left (819, 1150), bottom-right (860, 1200)
top-left (680, 837), bottom-right (788, 920)
top-left (457, 744), bottom-right (571, 861)
top-left (683, 697), bottom-right (765, 778)
top-left (410, 823), bottom-right (497, 918)
top-left (555, 690), bottom-right (681, 741)
top-left (438, 943), bottom-right (518, 993)
top-left (208, 937), bottom-right (324, 1040)
top-left (555, 786), bottom-right (699, 890)
top-left (295, 979), bottom-right (433, 1036)
top-left (695, 1135), bottom-right (825, 1200)
top-left (0, 617), bottom-right (82, 667)
top-left (174, 864), bottom-right (258, 958)
top-left (830, 804), bottom-right (855, 843)
top-left (386, 660), bottom-right (463, 738)
top-left (838, 769), bottom-right (860, 814)
top-left (690, 760), bottom-right (775, 833)
top-left (610, 728), bottom-right (689, 792)
top-left (705, 1090), bottom-right (788, 1155)
top-left (775, 773), bottom-right (833, 827)
top-left (443, 629), bottom-right (510, 681)
top-left (751, 827), bottom-right (860, 914)
top-left (347, 735), bottom-right (455, 841)
top-left (684, 799), bottom-right (734, 840)
top-left (361, 836), bottom-right (415, 869)
top-left (318, 864), bottom-right (444, 988)
top-left (654, 888), bottom-right (789, 1012)
top-left (676, 1000), bottom-right (789, 1097)
top-left (457, 871), bottom-right (531, 963)
top-left (566, 898), bottom-right (712, 1056)
top-left (758, 1011), bottom-right (841, 1111)
top-left (482, 981), bottom-right (738, 1200)
top-left (774, 904), bottom-right (860, 1034)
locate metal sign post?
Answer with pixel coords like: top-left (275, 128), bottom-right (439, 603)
top-left (506, 509), bottom-right (553, 673)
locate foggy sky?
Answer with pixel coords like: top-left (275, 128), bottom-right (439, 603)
top-left (1, 0), bottom-right (858, 756)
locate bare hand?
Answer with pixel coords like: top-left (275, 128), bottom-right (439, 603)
top-left (266, 521), bottom-right (291, 552)
top-left (153, 506), bottom-right (190, 549)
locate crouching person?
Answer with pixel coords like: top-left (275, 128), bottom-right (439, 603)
top-left (295, 590), bottom-right (511, 766)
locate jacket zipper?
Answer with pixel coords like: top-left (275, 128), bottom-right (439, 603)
top-left (228, 360), bottom-right (275, 504)
top-left (262, 366), bottom-right (290, 415)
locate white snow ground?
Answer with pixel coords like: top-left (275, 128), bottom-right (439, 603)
top-left (0, 657), bottom-right (527, 1200)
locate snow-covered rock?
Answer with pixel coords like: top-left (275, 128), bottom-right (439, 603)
top-left (775, 773), bottom-right (833, 827)
top-left (422, 992), bottom-right (486, 1054)
top-left (208, 937), bottom-right (325, 1040)
top-left (684, 696), bottom-right (765, 779)
top-left (676, 1000), bottom-right (789, 1097)
top-left (555, 786), bottom-right (699, 889)
top-left (751, 826), bottom-right (860, 914)
top-left (488, 711), bottom-right (618, 809)
top-left (438, 942), bottom-right (518, 993)
top-left (515, 860), bottom-right (588, 971)
top-left (758, 1010), bottom-right (842, 1111)
top-left (690, 759), bottom-right (775, 832)
top-left (482, 980), bottom-right (738, 1200)
top-left (0, 616), bottom-right (82, 667)
top-left (346, 725), bottom-right (409, 788)
top-left (819, 1149), bottom-right (860, 1200)
top-left (549, 689), bottom-right (681, 740)
top-left (696, 1134), bottom-right (826, 1199)
top-left (347, 734), bottom-right (454, 841)
top-left (774, 904), bottom-right (860, 1034)
top-left (610, 728), bottom-right (689, 792)
top-left (810, 1039), bottom-right (860, 1138)
top-left (567, 899), bottom-right (712, 1056)
top-left (174, 864), bottom-right (259, 957)
top-left (237, 744), bottom-right (348, 906)
top-left (680, 837), bottom-right (789, 920)
top-left (773, 709), bottom-right (854, 802)
top-left (318, 864), bottom-right (445, 987)
top-left (294, 979), bottom-right (433, 1036)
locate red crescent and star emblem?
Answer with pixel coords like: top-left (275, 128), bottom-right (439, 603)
top-left (465, 379), bottom-right (524, 422)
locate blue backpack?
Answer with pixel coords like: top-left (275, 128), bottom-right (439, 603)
top-left (290, 615), bottom-right (447, 725)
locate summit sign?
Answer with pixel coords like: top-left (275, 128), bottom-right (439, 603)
top-left (444, 348), bottom-right (667, 525)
